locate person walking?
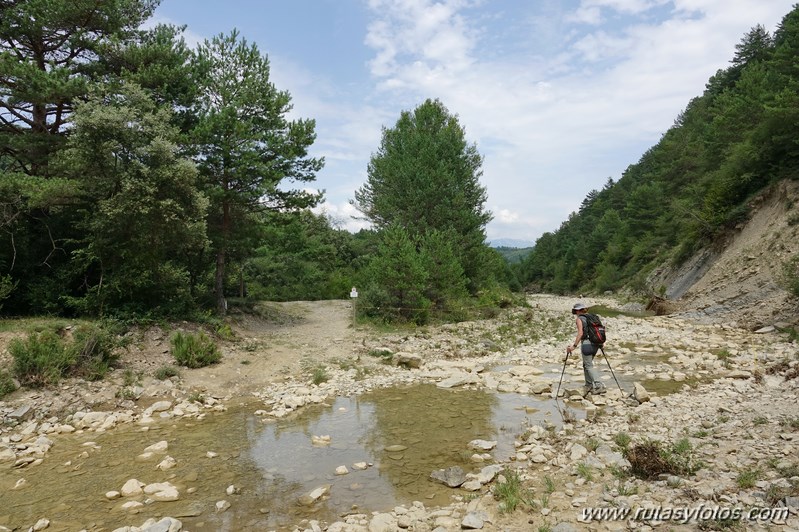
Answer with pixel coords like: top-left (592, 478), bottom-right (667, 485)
top-left (566, 302), bottom-right (606, 396)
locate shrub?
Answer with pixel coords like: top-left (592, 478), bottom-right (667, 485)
top-left (170, 331), bottom-right (221, 368)
top-left (10, 331), bottom-right (75, 387)
top-left (494, 469), bottom-right (531, 513)
top-left (0, 370), bottom-right (17, 398)
top-left (626, 438), bottom-right (702, 479)
top-left (68, 323), bottom-right (124, 381)
top-left (736, 468), bottom-right (760, 489)
top-left (780, 256), bottom-right (799, 297)
top-left (614, 432), bottom-right (632, 451)
top-left (311, 366), bottom-right (329, 385)
top-left (154, 365), bottom-right (180, 380)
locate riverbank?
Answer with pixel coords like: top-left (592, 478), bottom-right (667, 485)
top-left (1, 295), bottom-right (797, 531)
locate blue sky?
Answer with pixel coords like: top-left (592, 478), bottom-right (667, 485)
top-left (153, 0), bottom-right (795, 246)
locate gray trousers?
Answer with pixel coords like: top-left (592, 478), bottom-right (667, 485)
top-left (581, 342), bottom-right (605, 390)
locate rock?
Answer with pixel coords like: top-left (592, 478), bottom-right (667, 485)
top-left (368, 512), bottom-right (397, 532)
top-left (143, 440), bottom-right (169, 454)
top-left (144, 482), bottom-right (179, 501)
top-left (430, 466), bottom-right (466, 488)
top-left (509, 366), bottom-right (544, 377)
top-left (392, 352), bottom-right (423, 368)
top-left (32, 518), bottom-right (49, 531)
top-left (298, 484), bottom-right (331, 506)
top-left (8, 405), bottom-right (33, 421)
top-left (726, 370), bottom-right (752, 379)
top-left (121, 500), bottom-right (144, 511)
top-left (570, 443), bottom-right (588, 461)
top-left (436, 372), bottom-right (480, 388)
top-left (311, 435), bottom-right (331, 446)
top-left (140, 517), bottom-right (183, 532)
top-left (156, 456), bottom-right (177, 470)
top-left (529, 382), bottom-right (552, 394)
top-left (461, 511), bottom-right (487, 529)
top-left (121, 479), bottom-right (145, 497)
top-left (74, 411), bottom-right (111, 429)
top-left (335, 465), bottom-right (349, 475)
top-left (475, 464), bottom-right (503, 484)
top-left (468, 440), bottom-right (497, 451)
top-left (149, 401), bottom-right (173, 412)
top-left (754, 326), bottom-right (776, 333)
top-left (215, 500), bottom-right (230, 512)
top-left (384, 445), bottom-right (407, 452)
top-left (633, 382), bottom-right (650, 403)
top-left (0, 445), bottom-right (16, 465)
top-left (460, 480), bottom-right (482, 491)
top-left (595, 445), bottom-right (630, 468)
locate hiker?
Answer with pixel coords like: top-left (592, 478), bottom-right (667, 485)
top-left (566, 302), bottom-right (606, 395)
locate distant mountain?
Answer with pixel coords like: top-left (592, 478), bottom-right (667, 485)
top-left (489, 238), bottom-right (535, 248)
top-left (490, 241), bottom-right (535, 264)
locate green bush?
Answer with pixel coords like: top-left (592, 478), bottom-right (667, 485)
top-left (781, 256), bottom-right (799, 297)
top-left (154, 365), bottom-right (180, 380)
top-left (0, 369), bottom-right (17, 397)
top-left (68, 323), bottom-right (125, 380)
top-left (10, 331), bottom-right (75, 387)
top-left (170, 331), bottom-right (221, 368)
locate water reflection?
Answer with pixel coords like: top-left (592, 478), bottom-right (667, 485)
top-left (1, 384), bottom-right (568, 531)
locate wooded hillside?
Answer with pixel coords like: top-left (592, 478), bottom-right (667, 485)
top-left (519, 6), bottom-right (799, 298)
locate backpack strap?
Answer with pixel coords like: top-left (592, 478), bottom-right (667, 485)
top-left (578, 315), bottom-right (588, 341)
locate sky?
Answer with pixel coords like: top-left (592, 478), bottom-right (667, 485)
top-left (152, 0), bottom-right (796, 247)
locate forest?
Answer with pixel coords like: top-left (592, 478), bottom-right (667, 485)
top-left (3, 1), bottom-right (799, 328)
top-left (0, 1), bottom-right (516, 325)
top-left (518, 6), bottom-right (799, 297)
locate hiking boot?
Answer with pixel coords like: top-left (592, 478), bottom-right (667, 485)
top-left (592, 386), bottom-right (607, 395)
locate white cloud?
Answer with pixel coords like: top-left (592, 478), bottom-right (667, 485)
top-left (152, 0), bottom-right (796, 244)
top-left (313, 200), bottom-right (372, 233)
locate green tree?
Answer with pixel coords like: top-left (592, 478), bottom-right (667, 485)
top-left (353, 98), bottom-right (492, 292)
top-left (418, 229), bottom-right (468, 311)
top-left (55, 84), bottom-right (208, 316)
top-left (0, 0), bottom-right (200, 316)
top-left (0, 0), bottom-right (159, 174)
top-left (245, 210), bottom-right (357, 301)
top-left (358, 225), bottom-right (430, 324)
top-left (190, 30), bottom-right (323, 314)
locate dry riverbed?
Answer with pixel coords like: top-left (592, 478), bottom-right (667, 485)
top-left (1, 295), bottom-right (798, 531)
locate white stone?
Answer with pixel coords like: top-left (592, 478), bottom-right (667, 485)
top-left (121, 479), bottom-right (144, 497)
top-left (149, 401), bottom-right (173, 413)
top-left (143, 440), bottom-right (168, 453)
top-left (120, 500), bottom-right (144, 511)
top-left (156, 456), bottom-right (177, 470)
top-left (216, 500), bottom-right (231, 512)
top-left (468, 439), bottom-right (497, 451)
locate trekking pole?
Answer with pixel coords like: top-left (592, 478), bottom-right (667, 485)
top-left (599, 346), bottom-right (624, 394)
top-left (554, 348), bottom-right (570, 400)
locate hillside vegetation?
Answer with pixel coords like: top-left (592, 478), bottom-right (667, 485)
top-left (519, 7), bottom-right (799, 304)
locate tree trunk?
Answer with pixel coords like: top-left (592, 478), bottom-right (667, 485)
top-left (215, 248), bottom-right (226, 315)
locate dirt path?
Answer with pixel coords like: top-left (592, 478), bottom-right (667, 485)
top-left (177, 299), bottom-right (369, 397)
